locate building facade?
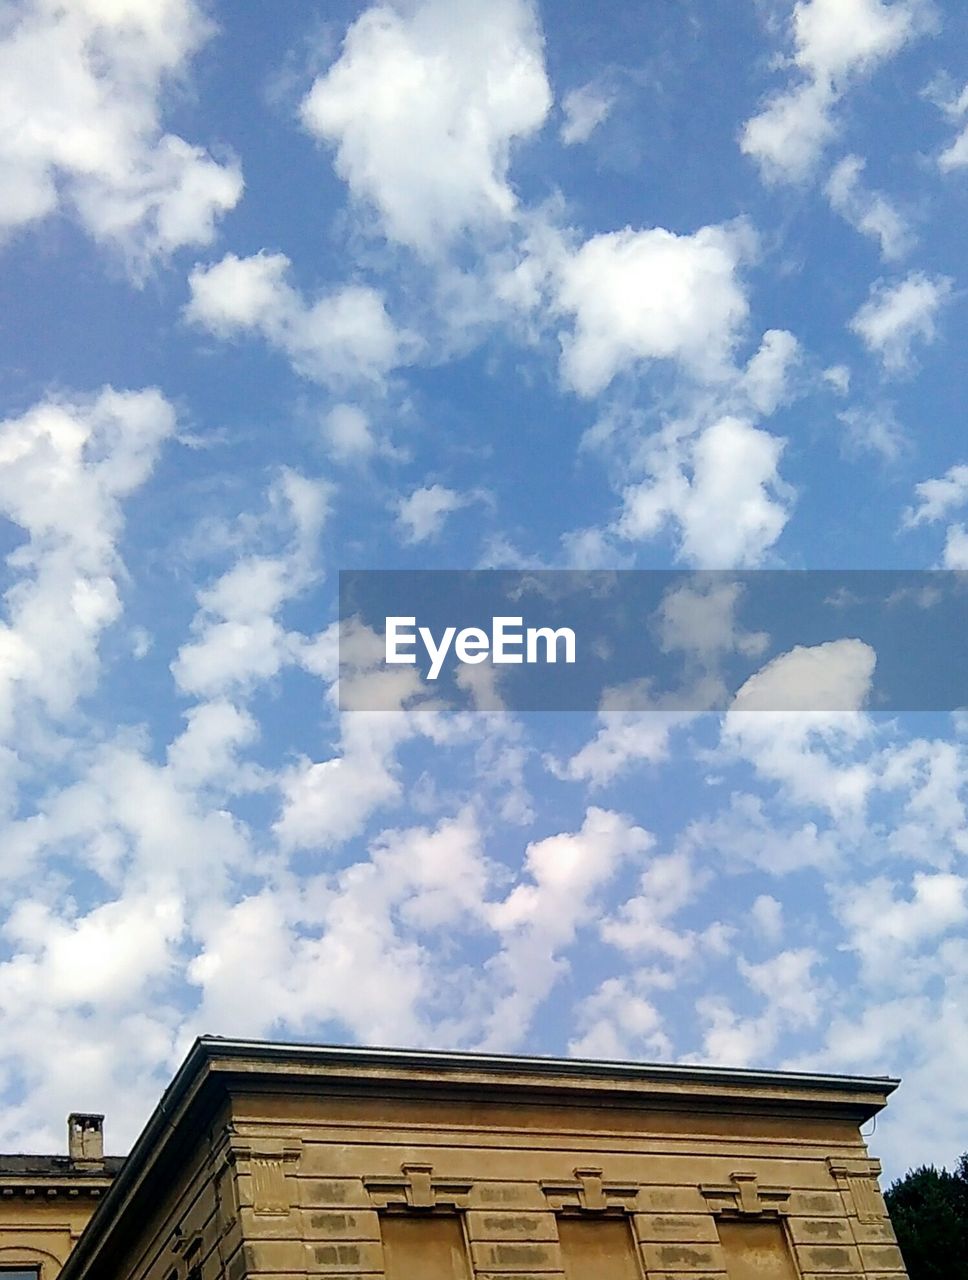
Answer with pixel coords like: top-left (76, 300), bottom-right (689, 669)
top-left (31, 1038), bottom-right (911, 1280)
top-left (0, 1114), bottom-right (123, 1280)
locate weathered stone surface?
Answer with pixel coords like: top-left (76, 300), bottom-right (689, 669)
top-left (7, 1041), bottom-right (906, 1280)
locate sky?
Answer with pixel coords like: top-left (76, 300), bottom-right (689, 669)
top-left (0, 0), bottom-right (967, 1181)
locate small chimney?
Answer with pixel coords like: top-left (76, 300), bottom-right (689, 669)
top-left (68, 1113), bottom-right (105, 1165)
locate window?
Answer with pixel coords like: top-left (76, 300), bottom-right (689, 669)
top-left (380, 1216), bottom-right (471, 1280)
top-left (0, 1269), bottom-right (41, 1280)
top-left (557, 1217), bottom-right (642, 1280)
top-left (717, 1220), bottom-right (800, 1280)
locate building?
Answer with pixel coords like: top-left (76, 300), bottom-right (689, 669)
top-left (0, 1113), bottom-right (124, 1278)
top-left (5, 1038), bottom-right (909, 1279)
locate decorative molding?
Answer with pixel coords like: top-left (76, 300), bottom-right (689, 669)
top-left (541, 1167), bottom-right (639, 1214)
top-left (701, 1172), bottom-right (791, 1218)
top-left (224, 1138), bottom-right (302, 1217)
top-left (0, 1181), bottom-right (108, 1199)
top-left (365, 1163), bottom-right (473, 1212)
top-left (827, 1159), bottom-right (885, 1222)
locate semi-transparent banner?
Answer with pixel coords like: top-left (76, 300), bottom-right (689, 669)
top-left (338, 570), bottom-right (968, 712)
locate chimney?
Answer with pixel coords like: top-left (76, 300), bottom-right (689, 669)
top-left (68, 1113), bottom-right (105, 1166)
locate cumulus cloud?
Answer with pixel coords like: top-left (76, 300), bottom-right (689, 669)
top-left (396, 483), bottom-right (468, 544)
top-left (172, 469), bottom-right (332, 699)
top-left (722, 640), bottom-right (877, 818)
top-left (740, 329), bottom-right (801, 414)
top-left (837, 404), bottom-right (906, 461)
top-left (731, 637), bottom-right (876, 713)
top-left (481, 807), bottom-right (653, 1045)
top-left (186, 251), bottom-right (418, 389)
top-left (849, 271), bottom-right (952, 371)
top-left (698, 948), bottom-right (825, 1065)
top-left (274, 623), bottom-right (428, 851)
top-left (0, 387), bottom-right (175, 742)
top-left (323, 403), bottom-right (378, 462)
top-left (551, 705), bottom-right (684, 788)
top-left (741, 0), bottom-right (930, 183)
top-left (0, 0), bottom-right (241, 270)
top-left (930, 80), bottom-right (968, 171)
top-left (2, 894), bottom-right (184, 1010)
top-left (905, 464), bottom-right (968, 528)
top-left (751, 894), bottom-right (785, 943)
top-left (556, 222), bottom-right (754, 395)
top-left (299, 0), bottom-right (551, 254)
top-left (617, 415), bottom-right (792, 567)
top-left (836, 872), bottom-right (968, 983)
top-left (901, 465), bottom-right (968, 567)
top-left (602, 849), bottom-right (707, 961)
top-left (560, 82), bottom-right (615, 145)
top-left (190, 809), bottom-right (492, 1043)
top-left (902, 463), bottom-right (968, 568)
top-left (825, 154), bottom-right (912, 259)
top-left (274, 715), bottom-right (413, 851)
top-left (568, 975), bottom-right (670, 1060)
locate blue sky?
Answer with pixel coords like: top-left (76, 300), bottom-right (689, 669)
top-left (1, 0), bottom-right (967, 1180)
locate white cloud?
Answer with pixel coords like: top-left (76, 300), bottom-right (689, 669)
top-left (186, 882), bottom-right (431, 1045)
top-left (849, 271), bottom-right (951, 371)
top-left (165, 700), bottom-right (259, 789)
top-left (723, 641), bottom-right (876, 818)
top-left (656, 577), bottom-right (770, 665)
top-left (929, 79), bottom-right (968, 170)
top-left (741, 329), bottom-right (801, 415)
top-left (0, 0), bottom-right (241, 270)
top-left (941, 526), bottom-right (968, 569)
top-left (751, 894), bottom-right (785, 943)
top-left (274, 715), bottom-right (412, 851)
top-left (880, 738), bottom-right (968, 865)
top-left (850, 270), bottom-right (947, 371)
top-left (171, 469), bottom-right (332, 700)
top-left (186, 251), bottom-right (418, 389)
top-left (685, 793), bottom-right (841, 875)
top-left (0, 1001), bottom-right (181, 1154)
top-left (741, 79), bottom-right (836, 185)
top-left (1, 893), bottom-right (184, 1010)
top-left (551, 706), bottom-right (683, 788)
top-left (480, 808), bottom-right (652, 1046)
top-left (557, 222), bottom-right (754, 395)
top-left (731, 638), bottom-right (875, 713)
top-left (0, 387), bottom-right (175, 741)
top-left (939, 126), bottom-right (968, 171)
top-left (491, 806), bottom-right (652, 938)
top-left (741, 0), bottom-right (929, 182)
top-left (823, 364), bottom-right (851, 394)
top-left (793, 0), bottom-right (924, 80)
top-left (837, 404), bottom-right (906, 460)
top-left (836, 872), bottom-right (968, 983)
top-left (323, 403), bottom-right (377, 461)
top-left (602, 849), bottom-right (706, 961)
top-left (299, 0), bottom-right (551, 254)
top-left (396, 483), bottom-right (467, 544)
top-left (189, 809), bottom-right (494, 1045)
top-left (904, 463), bottom-right (968, 527)
top-left (552, 579), bottom-right (771, 787)
top-left (617, 416), bottom-right (792, 567)
top-left (825, 154), bottom-right (912, 259)
top-left (568, 976), bottom-right (670, 1060)
top-left (560, 82), bottom-right (615, 145)
top-left (1, 731), bottom-right (253, 893)
top-left (697, 947), bottom-right (825, 1066)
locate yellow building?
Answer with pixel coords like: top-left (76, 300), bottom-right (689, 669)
top-left (14, 1036), bottom-right (909, 1280)
top-left (0, 1114), bottom-right (122, 1279)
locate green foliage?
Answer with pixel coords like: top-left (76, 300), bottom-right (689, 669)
top-left (886, 1159), bottom-right (968, 1279)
